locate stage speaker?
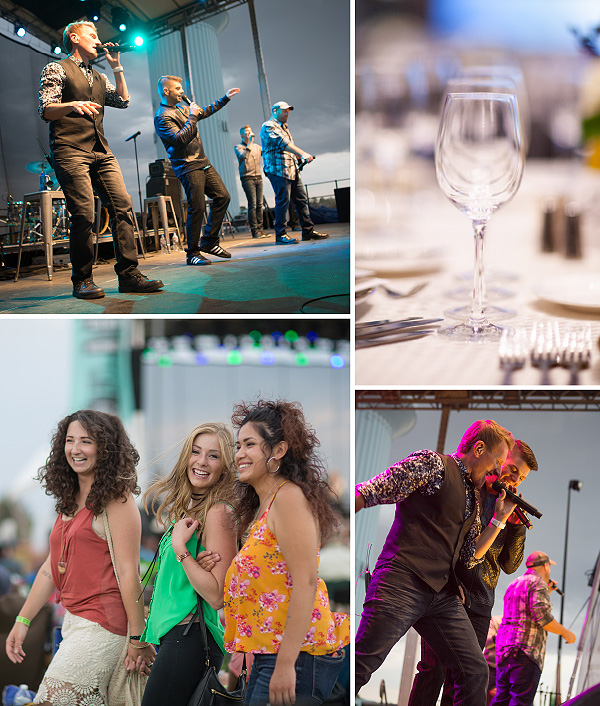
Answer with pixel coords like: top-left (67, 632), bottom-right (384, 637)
top-left (148, 159), bottom-right (175, 178)
top-left (563, 684), bottom-right (600, 704)
top-left (146, 175), bottom-right (183, 226)
top-left (334, 186), bottom-right (350, 223)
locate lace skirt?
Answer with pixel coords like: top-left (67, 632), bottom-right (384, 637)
top-left (34, 611), bottom-right (126, 706)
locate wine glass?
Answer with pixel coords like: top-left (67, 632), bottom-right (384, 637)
top-left (435, 91), bottom-right (524, 342)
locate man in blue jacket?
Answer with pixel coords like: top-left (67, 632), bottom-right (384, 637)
top-left (154, 76), bottom-right (239, 264)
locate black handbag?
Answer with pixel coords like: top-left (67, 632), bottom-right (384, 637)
top-left (186, 593), bottom-right (247, 706)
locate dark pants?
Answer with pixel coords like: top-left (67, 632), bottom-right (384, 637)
top-left (266, 173), bottom-right (314, 237)
top-left (245, 651), bottom-right (344, 706)
top-left (409, 608), bottom-right (491, 706)
top-left (241, 177), bottom-right (263, 234)
top-left (52, 146), bottom-right (139, 282)
top-left (491, 650), bottom-right (541, 706)
top-left (355, 558), bottom-right (488, 706)
top-left (141, 622), bottom-right (223, 706)
top-left (179, 166), bottom-right (230, 253)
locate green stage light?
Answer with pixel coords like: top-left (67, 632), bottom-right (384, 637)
top-left (284, 330), bottom-right (299, 343)
top-left (133, 35), bottom-right (144, 47)
top-left (295, 352), bottom-right (309, 366)
top-left (227, 350), bottom-right (243, 365)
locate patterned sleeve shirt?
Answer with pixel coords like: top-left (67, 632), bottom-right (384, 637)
top-left (259, 118), bottom-right (299, 180)
top-left (356, 449), bottom-right (483, 568)
top-left (495, 569), bottom-right (554, 670)
top-left (39, 55), bottom-right (128, 121)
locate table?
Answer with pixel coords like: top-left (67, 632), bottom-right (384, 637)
top-left (355, 160), bottom-right (600, 386)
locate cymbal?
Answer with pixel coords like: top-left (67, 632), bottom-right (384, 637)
top-left (26, 160), bottom-right (55, 175)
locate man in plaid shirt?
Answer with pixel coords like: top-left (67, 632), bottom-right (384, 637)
top-left (492, 551), bottom-right (576, 706)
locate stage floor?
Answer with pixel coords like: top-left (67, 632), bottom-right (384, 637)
top-left (0, 224), bottom-right (350, 315)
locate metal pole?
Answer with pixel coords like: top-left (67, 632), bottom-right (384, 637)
top-left (247, 0), bottom-right (271, 121)
top-left (133, 135), bottom-right (143, 216)
top-left (179, 26), bottom-right (194, 100)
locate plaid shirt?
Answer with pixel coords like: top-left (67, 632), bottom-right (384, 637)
top-left (356, 449), bottom-right (483, 568)
top-left (495, 569), bottom-right (554, 670)
top-left (260, 117), bottom-right (299, 180)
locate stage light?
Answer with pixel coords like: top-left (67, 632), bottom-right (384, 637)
top-left (15, 24), bottom-right (26, 38)
top-left (52, 44), bottom-right (62, 54)
top-left (133, 34), bottom-right (144, 47)
top-left (260, 351), bottom-right (276, 366)
top-left (295, 353), bottom-right (309, 366)
top-left (111, 7), bottom-right (129, 32)
top-left (227, 350), bottom-right (243, 365)
top-left (330, 354), bottom-right (345, 369)
top-left (284, 330), bottom-right (299, 343)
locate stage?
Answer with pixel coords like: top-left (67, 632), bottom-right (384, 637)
top-left (0, 223), bottom-right (349, 314)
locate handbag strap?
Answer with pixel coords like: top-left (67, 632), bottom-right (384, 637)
top-left (102, 509), bottom-right (131, 642)
top-left (185, 591), bottom-right (246, 675)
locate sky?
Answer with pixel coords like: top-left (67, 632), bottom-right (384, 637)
top-left (355, 404), bottom-right (600, 703)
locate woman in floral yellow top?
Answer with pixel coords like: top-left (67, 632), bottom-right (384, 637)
top-left (223, 399), bottom-right (350, 706)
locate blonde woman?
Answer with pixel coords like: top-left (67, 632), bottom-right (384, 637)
top-left (140, 423), bottom-right (238, 706)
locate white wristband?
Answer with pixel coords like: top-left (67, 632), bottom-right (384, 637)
top-left (113, 66), bottom-right (124, 73)
top-left (490, 517), bottom-right (506, 530)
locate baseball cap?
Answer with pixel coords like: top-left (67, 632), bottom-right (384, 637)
top-left (272, 101), bottom-right (294, 111)
top-left (526, 551), bottom-right (556, 568)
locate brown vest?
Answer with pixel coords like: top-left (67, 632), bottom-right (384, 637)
top-left (379, 453), bottom-right (476, 593)
top-left (49, 58), bottom-right (109, 153)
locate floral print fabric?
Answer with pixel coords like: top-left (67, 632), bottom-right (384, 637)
top-left (224, 499), bottom-right (350, 655)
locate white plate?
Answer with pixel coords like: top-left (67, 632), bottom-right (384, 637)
top-left (533, 275), bottom-right (600, 312)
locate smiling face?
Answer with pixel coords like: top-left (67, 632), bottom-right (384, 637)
top-left (235, 422), bottom-right (270, 488)
top-left (186, 433), bottom-right (224, 491)
top-left (469, 440), bottom-right (510, 489)
top-left (499, 449), bottom-right (531, 489)
top-left (64, 420), bottom-right (98, 479)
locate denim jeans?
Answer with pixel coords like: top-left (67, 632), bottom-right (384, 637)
top-left (52, 147), bottom-right (139, 282)
top-left (355, 557), bottom-right (488, 706)
top-left (245, 650), bottom-right (344, 706)
top-left (179, 166), bottom-right (230, 253)
top-left (266, 173), bottom-right (314, 237)
top-left (241, 177), bottom-right (263, 234)
top-left (409, 608), bottom-right (491, 706)
top-left (491, 650), bottom-right (541, 706)
top-left (141, 622), bottom-right (223, 706)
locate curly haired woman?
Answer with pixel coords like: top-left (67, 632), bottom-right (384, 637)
top-left (222, 399), bottom-right (350, 706)
top-left (6, 410), bottom-right (154, 705)
top-left (139, 422), bottom-right (239, 706)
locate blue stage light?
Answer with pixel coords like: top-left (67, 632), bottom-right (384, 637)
top-left (330, 354), bottom-right (345, 369)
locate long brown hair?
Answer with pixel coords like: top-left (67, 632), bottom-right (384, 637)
top-left (37, 410), bottom-right (140, 517)
top-left (232, 399), bottom-right (339, 543)
top-left (143, 422), bottom-right (238, 533)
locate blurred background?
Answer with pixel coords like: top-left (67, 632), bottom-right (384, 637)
top-left (0, 318), bottom-right (350, 694)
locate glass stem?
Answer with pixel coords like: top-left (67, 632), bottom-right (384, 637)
top-left (469, 219), bottom-right (489, 326)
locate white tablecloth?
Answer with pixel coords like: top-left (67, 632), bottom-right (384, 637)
top-left (355, 160), bottom-right (600, 386)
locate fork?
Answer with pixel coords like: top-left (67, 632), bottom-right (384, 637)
top-left (498, 328), bottom-right (527, 385)
top-left (530, 321), bottom-right (561, 385)
top-left (379, 281), bottom-right (429, 298)
top-left (560, 324), bottom-right (592, 385)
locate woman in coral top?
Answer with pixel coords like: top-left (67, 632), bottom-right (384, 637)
top-left (222, 399), bottom-right (350, 706)
top-left (5, 410), bottom-right (154, 705)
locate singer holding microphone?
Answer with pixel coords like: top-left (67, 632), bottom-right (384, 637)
top-left (38, 21), bottom-right (164, 298)
top-left (492, 551), bottom-right (576, 706)
top-left (409, 439), bottom-right (539, 706)
top-left (154, 77), bottom-right (239, 265)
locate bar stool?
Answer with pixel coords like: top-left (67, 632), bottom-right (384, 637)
top-left (92, 197), bottom-right (146, 265)
top-left (180, 199), bottom-right (235, 240)
top-left (14, 190), bottom-right (65, 282)
top-left (142, 195), bottom-right (182, 253)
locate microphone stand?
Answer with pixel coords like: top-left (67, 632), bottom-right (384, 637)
top-left (126, 132), bottom-right (143, 218)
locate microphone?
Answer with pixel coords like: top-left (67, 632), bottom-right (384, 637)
top-left (125, 131), bottom-right (141, 142)
top-left (511, 506), bottom-right (533, 530)
top-left (97, 43), bottom-right (136, 53)
top-left (549, 580), bottom-right (564, 597)
top-left (181, 94), bottom-right (192, 106)
top-left (491, 480), bottom-right (543, 519)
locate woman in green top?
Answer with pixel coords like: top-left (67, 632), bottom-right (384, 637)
top-left (140, 422), bottom-right (239, 706)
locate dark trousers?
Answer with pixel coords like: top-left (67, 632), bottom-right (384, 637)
top-left (52, 146), bottom-right (138, 282)
top-left (179, 166), bottom-right (230, 253)
top-left (241, 177), bottom-right (263, 234)
top-left (141, 622), bottom-right (223, 706)
top-left (491, 650), bottom-right (541, 706)
top-left (409, 607), bottom-right (491, 706)
top-left (266, 173), bottom-right (314, 237)
top-left (355, 558), bottom-right (488, 706)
